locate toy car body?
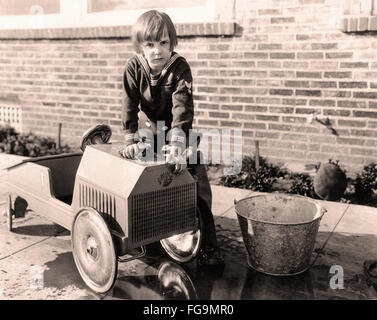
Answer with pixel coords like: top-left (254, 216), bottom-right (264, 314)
top-left (4, 137), bottom-right (201, 293)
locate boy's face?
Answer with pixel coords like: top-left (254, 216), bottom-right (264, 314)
top-left (141, 28), bottom-right (172, 75)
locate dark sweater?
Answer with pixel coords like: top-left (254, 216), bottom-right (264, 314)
top-left (122, 52), bottom-right (194, 147)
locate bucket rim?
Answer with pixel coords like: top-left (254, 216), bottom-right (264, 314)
top-left (234, 193), bottom-right (325, 226)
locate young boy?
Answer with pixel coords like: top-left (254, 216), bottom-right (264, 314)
top-left (120, 10), bottom-right (223, 266)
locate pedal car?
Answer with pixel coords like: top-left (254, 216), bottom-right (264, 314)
top-left (4, 124), bottom-right (202, 293)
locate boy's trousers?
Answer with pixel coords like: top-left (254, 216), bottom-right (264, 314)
top-left (148, 134), bottom-right (219, 250)
top-left (187, 152), bottom-right (218, 250)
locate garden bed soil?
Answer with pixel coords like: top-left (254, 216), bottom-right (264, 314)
top-left (206, 164), bottom-right (377, 209)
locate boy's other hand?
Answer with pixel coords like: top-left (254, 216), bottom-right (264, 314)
top-left (119, 144), bottom-right (137, 159)
top-left (119, 142), bottom-right (150, 159)
top-left (161, 145), bottom-right (187, 174)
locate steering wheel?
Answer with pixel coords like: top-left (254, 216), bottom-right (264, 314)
top-left (80, 124), bottom-right (112, 151)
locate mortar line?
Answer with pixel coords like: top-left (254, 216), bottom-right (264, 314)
top-left (310, 203), bottom-right (351, 268)
top-left (214, 205), bottom-right (235, 220)
top-left (214, 190), bottom-right (254, 220)
top-left (0, 229), bottom-right (67, 262)
top-left (0, 236), bottom-right (52, 262)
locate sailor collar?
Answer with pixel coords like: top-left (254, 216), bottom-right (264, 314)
top-left (136, 52), bottom-right (182, 86)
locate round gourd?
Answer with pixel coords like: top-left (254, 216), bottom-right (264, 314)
top-left (314, 162), bottom-right (347, 201)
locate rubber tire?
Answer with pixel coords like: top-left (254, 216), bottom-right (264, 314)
top-left (160, 208), bottom-right (203, 263)
top-left (71, 207), bottom-right (118, 294)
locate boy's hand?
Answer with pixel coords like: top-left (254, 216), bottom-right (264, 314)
top-left (119, 144), bottom-right (137, 159)
top-left (119, 142), bottom-right (150, 159)
top-left (161, 145), bottom-right (187, 174)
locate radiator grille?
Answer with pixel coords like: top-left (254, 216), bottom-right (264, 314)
top-left (79, 183), bottom-right (116, 228)
top-left (130, 183), bottom-right (196, 244)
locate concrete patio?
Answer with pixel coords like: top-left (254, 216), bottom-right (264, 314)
top-left (0, 154), bottom-right (376, 300)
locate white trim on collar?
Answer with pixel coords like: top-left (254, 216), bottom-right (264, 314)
top-left (136, 53), bottom-right (182, 86)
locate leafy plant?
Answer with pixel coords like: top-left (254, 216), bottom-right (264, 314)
top-left (217, 155), bottom-right (377, 207)
top-left (287, 172), bottom-right (314, 197)
top-left (0, 126), bottom-right (17, 141)
top-left (219, 155), bottom-right (286, 192)
top-left (355, 163), bottom-right (377, 202)
top-left (0, 125), bottom-right (72, 157)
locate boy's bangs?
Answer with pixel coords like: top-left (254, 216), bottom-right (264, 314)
top-left (140, 17), bottom-right (166, 43)
top-left (132, 10), bottom-right (177, 52)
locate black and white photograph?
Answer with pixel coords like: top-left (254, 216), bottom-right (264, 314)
top-left (0, 0), bottom-right (377, 308)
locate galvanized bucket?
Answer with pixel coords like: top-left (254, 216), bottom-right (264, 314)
top-left (235, 193), bottom-right (325, 276)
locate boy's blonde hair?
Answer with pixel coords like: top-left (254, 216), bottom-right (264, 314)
top-left (132, 10), bottom-right (178, 53)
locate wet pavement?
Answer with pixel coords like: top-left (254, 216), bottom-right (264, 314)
top-left (0, 187), bottom-right (377, 300)
top-left (0, 154), bottom-right (377, 300)
top-left (0, 212), bottom-right (327, 300)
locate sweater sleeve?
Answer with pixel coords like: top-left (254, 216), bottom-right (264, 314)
top-left (121, 60), bottom-right (140, 146)
top-left (170, 67), bottom-right (194, 149)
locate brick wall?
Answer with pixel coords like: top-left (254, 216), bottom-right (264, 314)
top-left (0, 0), bottom-right (377, 173)
top-left (0, 39), bottom-right (132, 142)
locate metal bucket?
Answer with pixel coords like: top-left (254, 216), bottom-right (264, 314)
top-left (235, 193), bottom-right (325, 276)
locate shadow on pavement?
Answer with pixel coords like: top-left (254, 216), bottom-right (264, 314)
top-left (42, 251), bottom-right (100, 299)
top-left (12, 224), bottom-right (68, 237)
top-left (13, 196), bottom-right (28, 218)
top-left (240, 268), bottom-right (314, 299)
top-left (43, 252), bottom-right (86, 290)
